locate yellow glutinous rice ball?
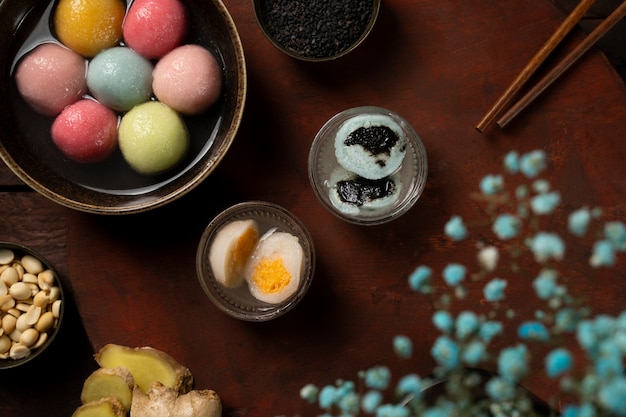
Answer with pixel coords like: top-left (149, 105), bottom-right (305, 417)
top-left (54, 0), bottom-right (125, 57)
top-left (209, 220), bottom-right (260, 289)
top-left (245, 231), bottom-right (303, 304)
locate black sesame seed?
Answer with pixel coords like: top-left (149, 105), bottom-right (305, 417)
top-left (260, 0), bottom-right (374, 59)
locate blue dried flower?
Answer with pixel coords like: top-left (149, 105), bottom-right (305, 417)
top-left (519, 150), bottom-right (547, 178)
top-left (462, 340), bottom-right (486, 366)
top-left (479, 320), bottom-right (503, 342)
top-left (528, 232), bottom-right (565, 262)
top-left (364, 366), bottom-right (391, 390)
top-left (568, 208), bottom-right (591, 236)
top-left (375, 404), bottom-right (410, 417)
top-left (503, 151), bottom-right (520, 173)
top-left (336, 380), bottom-right (355, 397)
top-left (444, 215), bottom-right (468, 241)
top-left (442, 263), bottom-right (466, 286)
top-left (532, 269), bottom-right (558, 300)
top-left (485, 376), bottom-right (516, 401)
top-left (530, 191), bottom-right (561, 215)
top-left (318, 385), bottom-right (338, 409)
top-left (361, 390), bottom-right (382, 414)
top-left (455, 311), bottom-right (479, 340)
top-left (497, 344), bottom-right (529, 382)
top-left (337, 392), bottom-right (360, 415)
top-left (532, 179), bottom-right (551, 193)
top-left (518, 321), bottom-right (550, 341)
top-left (432, 310), bottom-right (454, 333)
top-left (431, 336), bottom-right (460, 370)
top-left (299, 384), bottom-right (319, 403)
top-left (408, 265), bottom-right (432, 293)
top-left (545, 348), bottom-right (573, 377)
top-left (554, 308), bottom-right (580, 333)
top-left (589, 239), bottom-right (616, 268)
top-left (576, 320), bottom-right (598, 355)
top-left (480, 174), bottom-right (504, 195)
top-left (396, 374), bottom-right (422, 400)
top-left (393, 335), bottom-right (413, 359)
top-left (562, 403), bottom-right (597, 417)
top-left (492, 214), bottom-right (521, 240)
top-left (605, 221), bottom-right (626, 251)
top-left (598, 376), bottom-right (626, 416)
top-left (484, 278), bottom-right (507, 302)
top-left (595, 340), bottom-right (623, 378)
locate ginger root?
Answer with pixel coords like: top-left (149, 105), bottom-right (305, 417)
top-left (95, 344), bottom-right (193, 394)
top-left (81, 367), bottom-right (135, 411)
top-left (72, 344), bottom-right (221, 417)
top-left (130, 382), bottom-right (222, 417)
top-left (72, 397), bottom-right (127, 417)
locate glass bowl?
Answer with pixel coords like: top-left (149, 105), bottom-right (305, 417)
top-left (196, 201), bottom-right (315, 321)
top-left (308, 106), bottom-right (428, 225)
top-left (0, 242), bottom-right (64, 370)
top-left (252, 0), bottom-right (380, 62)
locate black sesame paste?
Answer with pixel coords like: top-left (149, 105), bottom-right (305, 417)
top-left (337, 176), bottom-right (396, 207)
top-left (345, 125), bottom-right (400, 155)
top-left (259, 0), bottom-right (374, 59)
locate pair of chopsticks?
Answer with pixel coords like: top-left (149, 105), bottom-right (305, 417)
top-left (476, 0), bottom-right (626, 132)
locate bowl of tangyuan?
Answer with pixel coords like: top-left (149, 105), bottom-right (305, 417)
top-left (0, 242), bottom-right (64, 369)
top-left (308, 106), bottom-right (428, 225)
top-left (0, 0), bottom-right (246, 214)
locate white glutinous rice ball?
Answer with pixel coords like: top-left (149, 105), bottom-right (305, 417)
top-left (245, 231), bottom-right (303, 304)
top-left (334, 113), bottom-right (407, 180)
top-left (328, 167), bottom-right (403, 215)
top-left (209, 219), bottom-right (260, 288)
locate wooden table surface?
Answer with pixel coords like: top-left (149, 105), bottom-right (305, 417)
top-left (2, 0), bottom-right (626, 416)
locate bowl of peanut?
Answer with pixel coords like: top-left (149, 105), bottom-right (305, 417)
top-left (0, 242), bottom-right (64, 369)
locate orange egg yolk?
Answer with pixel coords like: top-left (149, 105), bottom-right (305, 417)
top-left (252, 258), bottom-right (291, 294)
top-left (231, 228), bottom-right (259, 270)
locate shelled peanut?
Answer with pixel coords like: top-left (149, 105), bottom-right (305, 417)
top-left (0, 248), bottom-right (62, 360)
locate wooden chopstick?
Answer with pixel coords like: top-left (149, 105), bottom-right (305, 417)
top-left (496, 0), bottom-right (626, 128)
top-left (475, 0), bottom-right (596, 132)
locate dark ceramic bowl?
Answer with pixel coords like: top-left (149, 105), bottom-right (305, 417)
top-left (0, 242), bottom-right (64, 370)
top-left (0, 0), bottom-right (246, 214)
top-left (252, 0), bottom-right (380, 62)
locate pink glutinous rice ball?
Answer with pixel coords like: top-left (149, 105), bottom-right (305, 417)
top-left (152, 44), bottom-right (223, 115)
top-left (51, 99), bottom-right (119, 164)
top-left (123, 0), bottom-right (188, 60)
top-left (15, 43), bottom-right (87, 116)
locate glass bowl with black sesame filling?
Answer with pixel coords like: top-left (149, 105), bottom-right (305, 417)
top-left (252, 0), bottom-right (380, 61)
top-left (308, 106), bottom-right (428, 225)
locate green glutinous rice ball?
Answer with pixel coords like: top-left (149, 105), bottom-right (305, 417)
top-left (119, 101), bottom-right (189, 175)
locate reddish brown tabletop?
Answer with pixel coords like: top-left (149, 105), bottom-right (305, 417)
top-left (3, 0), bottom-right (626, 416)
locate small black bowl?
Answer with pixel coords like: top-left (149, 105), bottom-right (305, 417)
top-left (0, 242), bottom-right (64, 370)
top-left (252, 0), bottom-right (380, 61)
